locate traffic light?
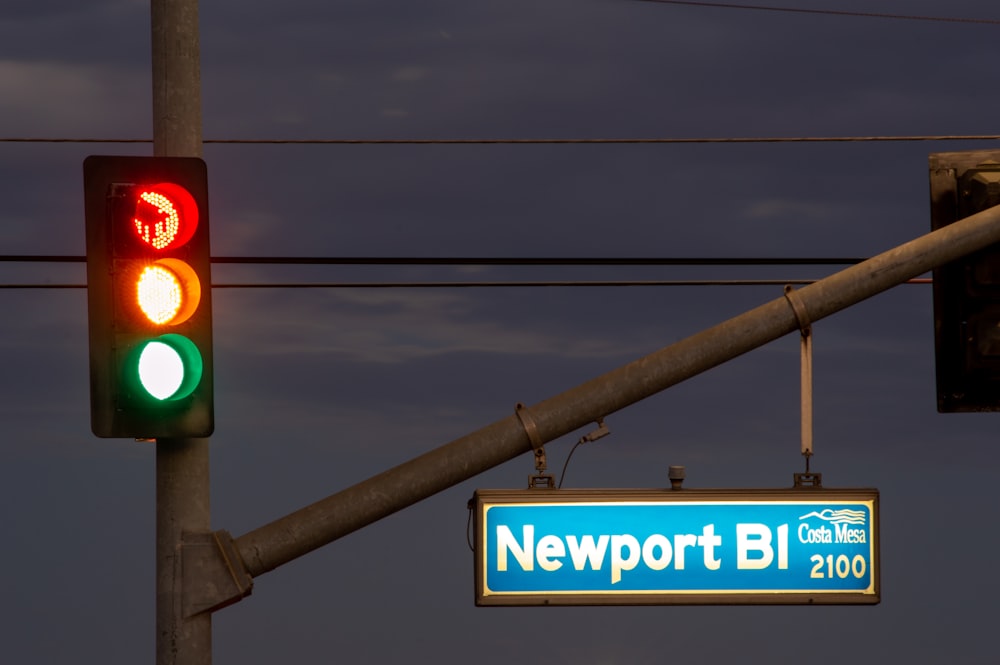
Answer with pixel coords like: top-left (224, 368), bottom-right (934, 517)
top-left (84, 155), bottom-right (213, 437)
top-left (930, 150), bottom-right (1000, 412)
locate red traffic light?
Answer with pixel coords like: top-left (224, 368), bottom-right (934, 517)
top-left (133, 182), bottom-right (199, 251)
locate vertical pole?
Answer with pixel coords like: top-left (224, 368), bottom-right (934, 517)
top-left (800, 329), bottom-right (813, 460)
top-left (151, 1), bottom-right (210, 664)
top-left (152, 0), bottom-right (203, 158)
top-left (156, 439), bottom-right (211, 665)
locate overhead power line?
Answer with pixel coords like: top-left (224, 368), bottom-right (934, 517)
top-left (0, 254), bottom-right (931, 288)
top-left (0, 255), bottom-right (866, 266)
top-left (2, 135), bottom-right (1000, 145)
top-left (633, 0), bottom-right (1000, 26)
top-left (0, 278), bottom-right (931, 289)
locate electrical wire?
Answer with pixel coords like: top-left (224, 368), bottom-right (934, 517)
top-left (632, 0), bottom-right (1000, 26)
top-left (2, 134), bottom-right (1000, 145)
top-left (466, 499), bottom-right (475, 552)
top-left (0, 255), bottom-right (932, 288)
top-left (0, 278), bottom-right (933, 289)
top-left (0, 255), bottom-right (866, 265)
top-left (558, 439), bottom-right (587, 489)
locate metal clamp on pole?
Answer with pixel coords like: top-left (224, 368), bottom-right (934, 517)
top-left (516, 403), bottom-right (555, 489)
top-left (784, 286), bottom-right (822, 488)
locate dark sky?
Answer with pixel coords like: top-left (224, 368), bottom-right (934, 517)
top-left (3, 1), bottom-right (1000, 663)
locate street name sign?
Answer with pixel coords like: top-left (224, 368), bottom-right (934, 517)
top-left (473, 488), bottom-right (879, 606)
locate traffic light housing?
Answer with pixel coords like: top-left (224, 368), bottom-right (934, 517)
top-left (930, 150), bottom-right (1000, 412)
top-left (84, 155), bottom-right (213, 438)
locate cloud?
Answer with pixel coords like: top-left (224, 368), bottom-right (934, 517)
top-left (216, 288), bottom-right (653, 364)
top-left (391, 66), bottom-right (430, 82)
top-left (0, 59), bottom-right (147, 134)
top-left (744, 198), bottom-right (835, 221)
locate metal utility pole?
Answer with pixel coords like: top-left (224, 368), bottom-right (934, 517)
top-left (151, 1), bottom-right (211, 664)
top-left (220, 202), bottom-right (1000, 585)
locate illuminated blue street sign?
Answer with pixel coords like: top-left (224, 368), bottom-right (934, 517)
top-left (473, 488), bottom-right (879, 606)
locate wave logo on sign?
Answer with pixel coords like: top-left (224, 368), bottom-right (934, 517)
top-left (797, 508), bottom-right (868, 544)
top-left (799, 508), bottom-right (867, 526)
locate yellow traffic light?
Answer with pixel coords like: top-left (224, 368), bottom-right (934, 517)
top-left (135, 259), bottom-right (202, 326)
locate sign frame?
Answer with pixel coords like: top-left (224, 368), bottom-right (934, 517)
top-left (473, 487), bottom-right (879, 606)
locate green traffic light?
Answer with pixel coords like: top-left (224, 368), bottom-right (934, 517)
top-left (127, 334), bottom-right (204, 402)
